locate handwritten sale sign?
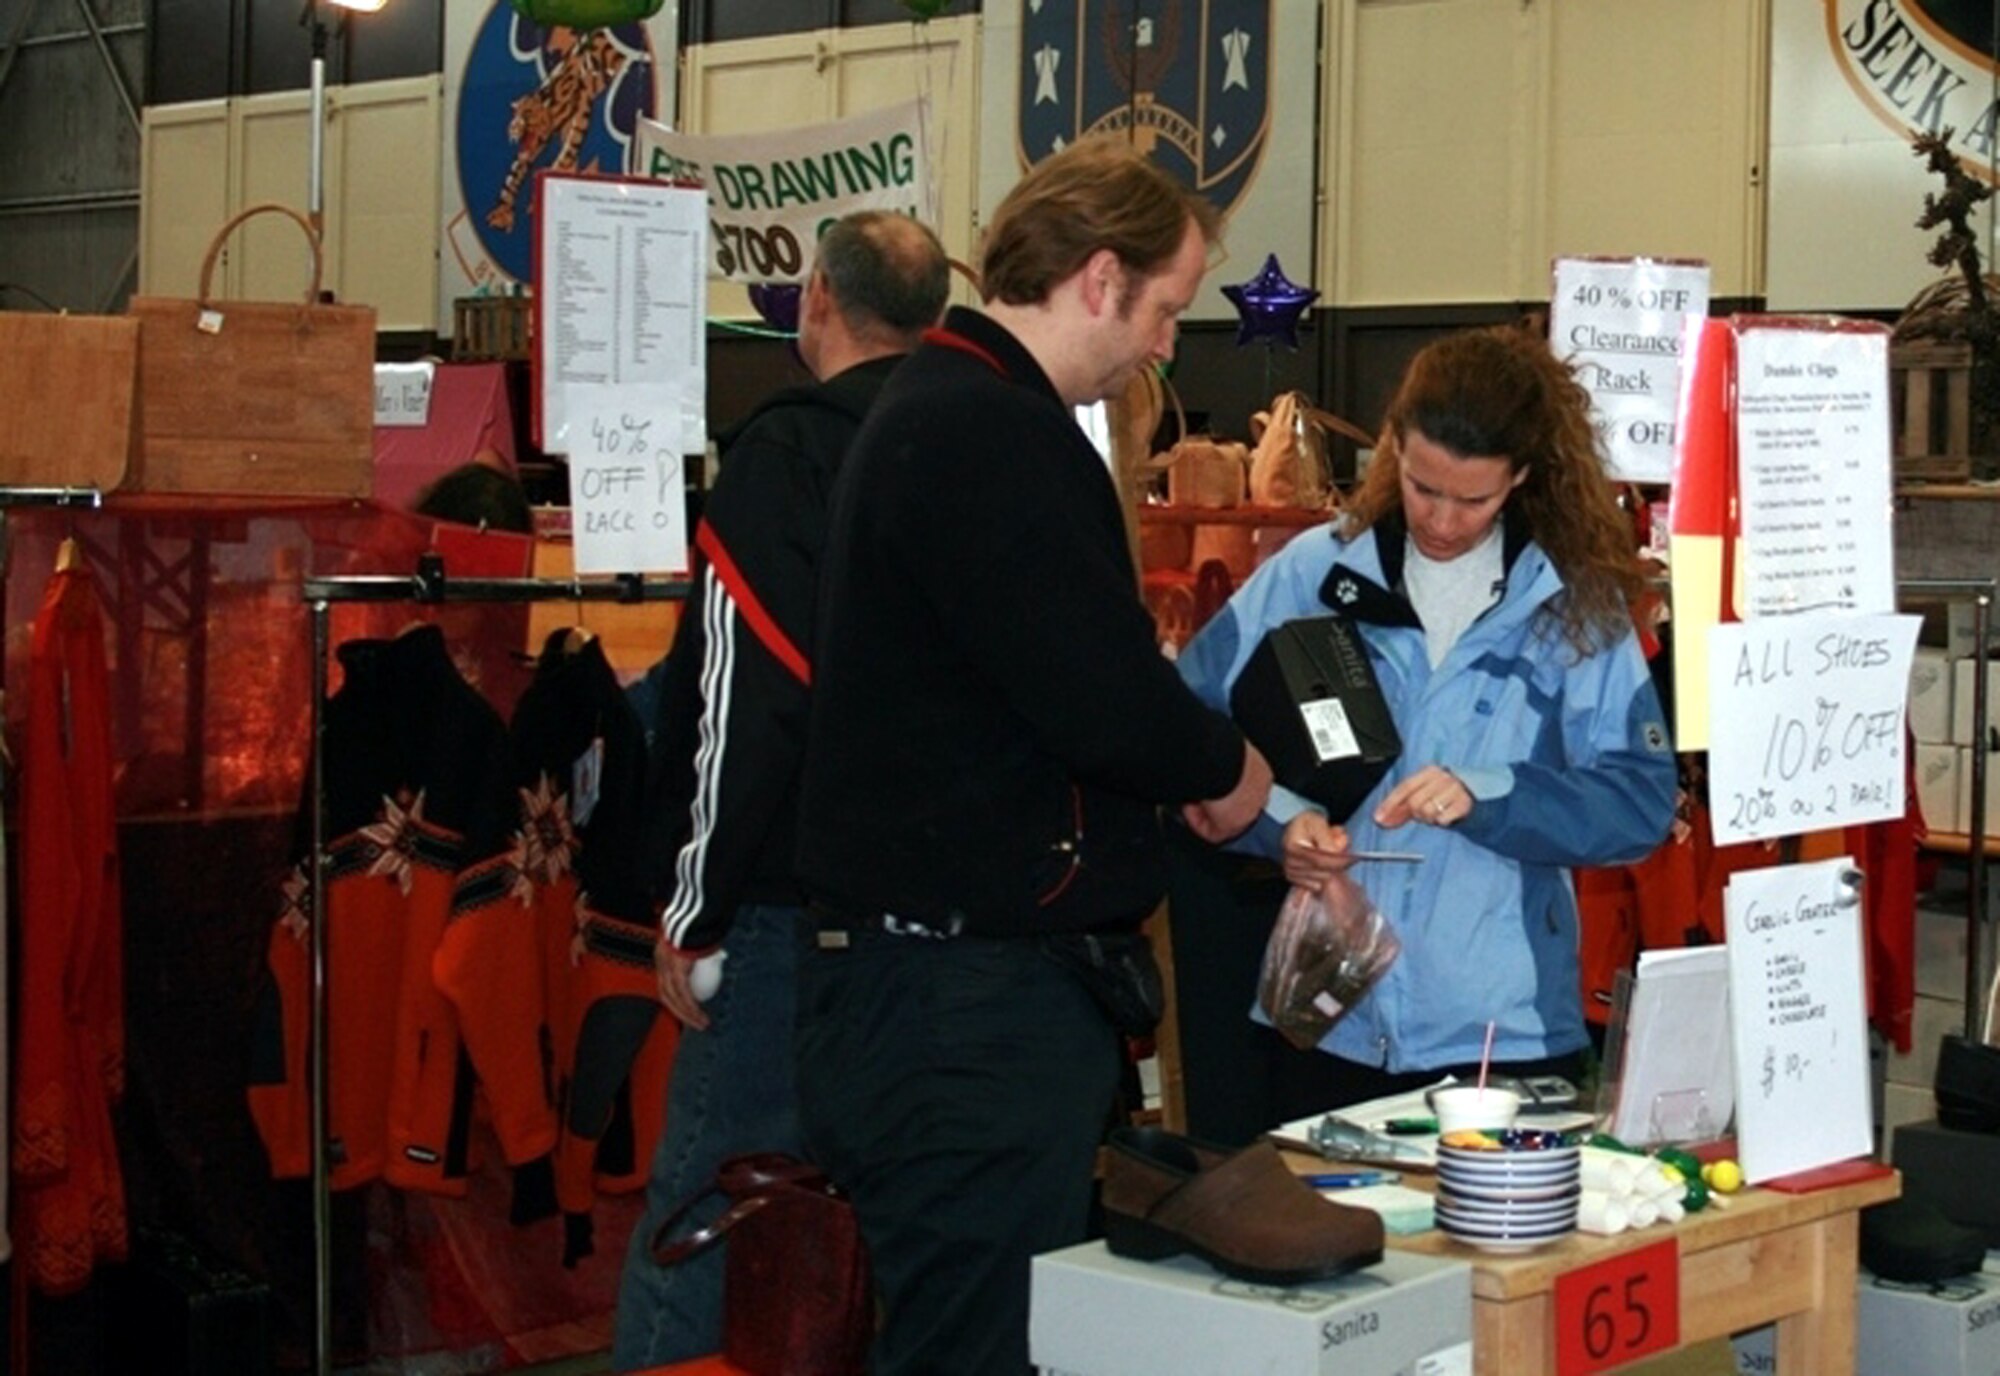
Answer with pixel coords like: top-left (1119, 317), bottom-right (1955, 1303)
top-left (565, 382), bottom-right (688, 575)
top-left (1705, 613), bottom-right (1920, 845)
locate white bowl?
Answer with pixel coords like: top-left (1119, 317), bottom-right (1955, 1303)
top-left (1431, 1086), bottom-right (1522, 1136)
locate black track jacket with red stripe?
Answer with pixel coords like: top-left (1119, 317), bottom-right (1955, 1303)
top-left (645, 354), bottom-right (904, 954)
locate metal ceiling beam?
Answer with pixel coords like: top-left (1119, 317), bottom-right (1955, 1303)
top-left (0, 0), bottom-right (44, 102)
top-left (70, 0), bottom-right (140, 129)
top-left (14, 22), bottom-right (144, 48)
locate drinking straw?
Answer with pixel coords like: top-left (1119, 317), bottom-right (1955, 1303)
top-left (1476, 1019), bottom-right (1496, 1094)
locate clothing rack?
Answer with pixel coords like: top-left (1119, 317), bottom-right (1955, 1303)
top-left (296, 556), bottom-right (689, 1376)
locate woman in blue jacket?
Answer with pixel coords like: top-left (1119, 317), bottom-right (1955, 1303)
top-left (1178, 326), bottom-right (1677, 1107)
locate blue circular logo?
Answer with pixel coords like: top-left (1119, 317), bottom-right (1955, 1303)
top-left (456, 15), bottom-right (657, 283)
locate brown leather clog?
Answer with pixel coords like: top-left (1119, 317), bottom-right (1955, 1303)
top-left (1102, 1126), bottom-right (1386, 1286)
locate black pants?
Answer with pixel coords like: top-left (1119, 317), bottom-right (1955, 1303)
top-left (795, 928), bottom-right (1120, 1376)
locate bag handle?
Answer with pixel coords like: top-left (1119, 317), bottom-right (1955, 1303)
top-left (197, 203), bottom-right (324, 310)
top-left (649, 1152), bottom-right (833, 1267)
top-left (651, 1192), bottom-right (775, 1267)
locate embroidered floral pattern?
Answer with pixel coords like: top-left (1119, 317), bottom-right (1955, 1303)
top-left (569, 892), bottom-right (597, 967)
top-left (359, 789), bottom-right (428, 896)
top-left (512, 773), bottom-right (578, 901)
top-left (278, 866), bottom-right (311, 943)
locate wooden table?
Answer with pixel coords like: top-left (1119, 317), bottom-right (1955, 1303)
top-left (1285, 1150), bottom-right (1898, 1374)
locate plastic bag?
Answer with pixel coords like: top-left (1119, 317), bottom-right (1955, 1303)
top-left (1258, 875), bottom-right (1401, 1050)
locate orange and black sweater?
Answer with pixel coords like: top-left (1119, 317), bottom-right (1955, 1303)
top-left (508, 630), bottom-right (674, 1262)
top-left (249, 625), bottom-right (556, 1193)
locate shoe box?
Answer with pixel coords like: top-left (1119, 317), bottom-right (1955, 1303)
top-left (1731, 1265), bottom-right (2000, 1375)
top-left (1731, 1324), bottom-right (1774, 1375)
top-left (1855, 1267), bottom-right (2000, 1376)
top-left (1892, 1119), bottom-right (2000, 1248)
top-left (1029, 1242), bottom-right (1471, 1376)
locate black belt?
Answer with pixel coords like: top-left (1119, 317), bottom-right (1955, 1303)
top-left (808, 900), bottom-right (967, 946)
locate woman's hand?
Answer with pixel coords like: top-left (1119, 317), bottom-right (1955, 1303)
top-left (1374, 764), bottom-right (1470, 830)
top-left (1281, 811), bottom-right (1355, 888)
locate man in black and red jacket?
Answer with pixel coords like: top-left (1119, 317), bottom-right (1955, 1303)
top-left (614, 211), bottom-right (949, 1371)
top-left (794, 141), bottom-right (1273, 1375)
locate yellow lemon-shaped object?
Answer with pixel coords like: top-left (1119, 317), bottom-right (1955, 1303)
top-left (1703, 1159), bottom-right (1744, 1194)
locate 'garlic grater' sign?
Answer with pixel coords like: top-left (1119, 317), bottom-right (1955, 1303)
top-left (1830, 1), bottom-right (2000, 179)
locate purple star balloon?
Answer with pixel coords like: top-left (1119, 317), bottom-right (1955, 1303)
top-left (747, 282), bottom-right (801, 335)
top-left (1221, 253), bottom-right (1317, 349)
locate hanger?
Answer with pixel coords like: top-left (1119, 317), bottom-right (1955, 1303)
top-left (564, 574), bottom-right (594, 655)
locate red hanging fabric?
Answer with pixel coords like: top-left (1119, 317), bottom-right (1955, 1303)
top-left (13, 562), bottom-right (129, 1295)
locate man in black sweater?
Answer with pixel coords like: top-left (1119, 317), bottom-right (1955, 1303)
top-left (615, 211), bottom-right (949, 1371)
top-left (795, 141), bottom-right (1272, 1374)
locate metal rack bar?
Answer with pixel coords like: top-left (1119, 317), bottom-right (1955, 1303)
top-left (299, 560), bottom-right (688, 1376)
top-left (0, 485), bottom-right (103, 507)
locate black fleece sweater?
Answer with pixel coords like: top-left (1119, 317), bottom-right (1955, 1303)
top-left (796, 306), bottom-right (1246, 936)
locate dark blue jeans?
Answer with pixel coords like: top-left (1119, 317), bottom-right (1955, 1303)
top-left (796, 928), bottom-right (1121, 1376)
top-left (611, 904), bottom-right (807, 1371)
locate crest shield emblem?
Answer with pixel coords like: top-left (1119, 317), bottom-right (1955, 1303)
top-left (1019, 1), bottom-right (1274, 219)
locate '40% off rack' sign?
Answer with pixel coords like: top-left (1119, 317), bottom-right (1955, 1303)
top-left (1705, 613), bottom-right (1920, 845)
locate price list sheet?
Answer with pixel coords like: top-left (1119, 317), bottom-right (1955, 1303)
top-left (534, 173), bottom-right (707, 457)
top-left (1734, 322), bottom-right (1894, 619)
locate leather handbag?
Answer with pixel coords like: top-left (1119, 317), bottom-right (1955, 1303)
top-left (651, 1153), bottom-right (872, 1376)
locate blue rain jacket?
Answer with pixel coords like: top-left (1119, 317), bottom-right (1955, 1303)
top-left (1177, 515), bottom-right (1676, 1072)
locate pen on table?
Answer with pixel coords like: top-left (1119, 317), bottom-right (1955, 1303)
top-left (1301, 1170), bottom-right (1399, 1189)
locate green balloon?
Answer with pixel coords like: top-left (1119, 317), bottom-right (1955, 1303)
top-left (510, 0), bottom-right (664, 27)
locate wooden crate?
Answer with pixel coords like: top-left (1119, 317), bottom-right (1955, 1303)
top-left (0, 313), bottom-right (137, 490)
top-left (1891, 339), bottom-right (1976, 482)
top-left (453, 295), bottom-right (532, 362)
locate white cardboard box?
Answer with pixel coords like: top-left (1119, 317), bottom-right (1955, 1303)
top-left (1950, 658), bottom-right (2000, 747)
top-left (1947, 602), bottom-right (2000, 660)
top-left (1733, 1266), bottom-right (2000, 1375)
top-left (1955, 745), bottom-right (2000, 839)
top-left (1732, 1323), bottom-right (1774, 1375)
top-left (1856, 1267), bottom-right (2000, 1375)
top-left (1913, 647), bottom-right (1955, 744)
top-left (1918, 741), bottom-right (1960, 834)
top-left (1031, 1242), bottom-right (1473, 1376)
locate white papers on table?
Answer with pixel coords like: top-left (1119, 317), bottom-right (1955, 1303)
top-left (1606, 946), bottom-right (1734, 1146)
top-left (1272, 1082), bottom-right (1449, 1166)
top-left (1724, 857), bottom-right (1872, 1184)
top-left (1329, 1183), bottom-right (1436, 1235)
top-left (1269, 1078), bottom-right (1593, 1168)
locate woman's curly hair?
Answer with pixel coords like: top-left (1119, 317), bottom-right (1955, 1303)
top-left (1341, 325), bottom-right (1644, 657)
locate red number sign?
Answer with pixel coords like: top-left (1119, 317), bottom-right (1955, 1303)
top-left (1553, 1238), bottom-right (1680, 1375)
